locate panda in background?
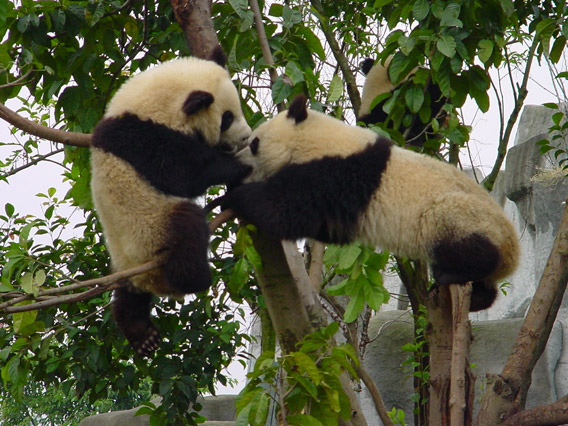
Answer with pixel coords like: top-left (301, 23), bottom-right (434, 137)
top-left (223, 95), bottom-right (519, 312)
top-left (91, 46), bottom-right (252, 357)
top-left (358, 57), bottom-right (447, 147)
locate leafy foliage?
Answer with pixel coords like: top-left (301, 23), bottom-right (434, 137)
top-left (236, 323), bottom-right (358, 426)
top-left (324, 243), bottom-right (390, 322)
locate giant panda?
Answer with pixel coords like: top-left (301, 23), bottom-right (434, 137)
top-left (358, 57), bottom-right (447, 147)
top-left (90, 46), bottom-right (252, 357)
top-left (222, 94), bottom-right (519, 311)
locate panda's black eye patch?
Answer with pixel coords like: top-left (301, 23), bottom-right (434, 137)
top-left (250, 137), bottom-right (259, 155)
top-left (220, 111), bottom-right (234, 132)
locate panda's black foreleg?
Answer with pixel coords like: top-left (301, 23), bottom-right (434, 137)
top-left (162, 201), bottom-right (212, 294)
top-left (431, 233), bottom-right (501, 312)
top-left (113, 284), bottom-right (161, 357)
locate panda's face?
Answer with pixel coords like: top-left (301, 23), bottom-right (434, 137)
top-left (237, 95), bottom-right (377, 182)
top-left (105, 56), bottom-right (251, 149)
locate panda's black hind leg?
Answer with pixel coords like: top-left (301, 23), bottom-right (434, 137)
top-left (113, 285), bottom-right (161, 357)
top-left (162, 201), bottom-right (212, 295)
top-left (431, 233), bottom-right (501, 311)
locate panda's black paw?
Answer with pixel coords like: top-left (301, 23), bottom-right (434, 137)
top-left (131, 325), bottom-right (162, 358)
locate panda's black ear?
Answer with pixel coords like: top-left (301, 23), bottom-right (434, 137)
top-left (183, 90), bottom-right (215, 115)
top-left (361, 58), bottom-right (375, 75)
top-left (287, 94), bottom-right (308, 124)
top-left (208, 45), bottom-right (227, 68)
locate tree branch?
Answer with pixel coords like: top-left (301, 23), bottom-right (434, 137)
top-left (476, 201), bottom-right (568, 424)
top-left (249, 0), bottom-right (284, 112)
top-left (482, 37), bottom-right (538, 191)
top-left (0, 102), bottom-right (91, 147)
top-left (170, 0), bottom-right (219, 58)
top-left (449, 283), bottom-right (473, 426)
top-left (309, 0), bottom-right (361, 113)
top-left (1, 148), bottom-right (65, 179)
top-left (500, 394), bottom-right (568, 426)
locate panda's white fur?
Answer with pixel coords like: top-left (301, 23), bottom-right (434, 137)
top-left (358, 58), bottom-right (397, 120)
top-left (91, 47), bottom-right (252, 356)
top-left (226, 95), bottom-right (519, 311)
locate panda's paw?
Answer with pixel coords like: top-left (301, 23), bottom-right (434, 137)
top-left (132, 326), bottom-right (162, 358)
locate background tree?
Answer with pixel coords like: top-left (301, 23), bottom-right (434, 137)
top-left (0, 0), bottom-right (567, 425)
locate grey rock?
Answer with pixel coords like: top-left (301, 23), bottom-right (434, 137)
top-left (78, 395), bottom-right (237, 426)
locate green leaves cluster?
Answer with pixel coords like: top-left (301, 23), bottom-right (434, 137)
top-left (236, 323), bottom-right (359, 426)
top-left (324, 244), bottom-right (390, 323)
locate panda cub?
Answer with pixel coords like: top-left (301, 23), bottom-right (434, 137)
top-left (358, 57), bottom-right (446, 146)
top-left (91, 46), bottom-right (252, 357)
top-left (223, 95), bottom-right (519, 311)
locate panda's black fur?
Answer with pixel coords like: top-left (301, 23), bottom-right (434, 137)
top-left (223, 95), bottom-right (519, 312)
top-left (91, 46), bottom-right (251, 357)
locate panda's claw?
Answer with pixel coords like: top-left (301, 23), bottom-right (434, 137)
top-left (131, 325), bottom-right (161, 358)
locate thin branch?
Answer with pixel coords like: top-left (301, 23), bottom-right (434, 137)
top-left (249, 0), bottom-right (284, 112)
top-left (0, 102), bottom-right (91, 147)
top-left (309, 0), bottom-right (361, 113)
top-left (307, 241), bottom-right (324, 291)
top-left (0, 209), bottom-right (236, 314)
top-left (1, 148), bottom-right (65, 179)
top-left (0, 69), bottom-right (35, 90)
top-left (482, 37), bottom-right (538, 191)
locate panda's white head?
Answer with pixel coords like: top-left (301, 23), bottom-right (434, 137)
top-left (238, 95), bottom-right (377, 182)
top-left (105, 46), bottom-right (251, 150)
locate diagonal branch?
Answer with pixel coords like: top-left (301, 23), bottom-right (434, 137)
top-left (482, 37), bottom-right (538, 191)
top-left (309, 0), bottom-right (361, 113)
top-left (0, 102), bottom-right (91, 147)
top-left (249, 0), bottom-right (284, 112)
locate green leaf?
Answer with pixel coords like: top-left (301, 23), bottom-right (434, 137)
top-left (248, 392), bottom-right (269, 425)
top-left (292, 352), bottom-right (321, 385)
top-left (405, 85), bottom-right (424, 113)
top-left (440, 4), bottom-right (462, 27)
top-left (477, 39), bottom-right (494, 64)
top-left (287, 414), bottom-right (325, 426)
top-left (549, 36), bottom-right (566, 64)
top-left (290, 373), bottom-right (319, 398)
top-left (13, 303), bottom-right (37, 334)
top-left (286, 62), bottom-right (305, 86)
top-left (337, 244), bottom-right (361, 270)
top-left (272, 76), bottom-right (293, 105)
top-left (436, 35), bottom-right (456, 58)
top-left (5, 202), bottom-right (14, 217)
top-left (413, 0), bottom-right (430, 20)
top-left (325, 278), bottom-right (351, 296)
top-left (344, 290), bottom-right (365, 323)
top-left (327, 74), bottom-right (343, 103)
